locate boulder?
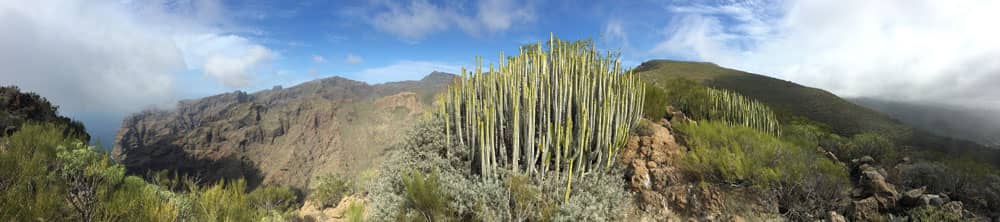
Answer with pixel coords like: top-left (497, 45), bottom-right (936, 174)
top-left (942, 201), bottom-right (964, 216)
top-left (850, 197), bottom-right (881, 221)
top-left (859, 165), bottom-right (898, 200)
top-left (921, 194), bottom-right (945, 207)
top-left (900, 187), bottom-right (927, 207)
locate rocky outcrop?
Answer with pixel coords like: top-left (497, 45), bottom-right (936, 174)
top-left (846, 156), bottom-right (977, 221)
top-left (113, 72), bottom-right (455, 189)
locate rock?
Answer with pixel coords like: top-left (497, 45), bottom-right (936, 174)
top-left (860, 166), bottom-right (898, 199)
top-left (901, 187), bottom-right (927, 207)
top-left (631, 160), bottom-right (652, 190)
top-left (859, 156), bottom-right (875, 165)
top-left (942, 201), bottom-right (963, 215)
top-left (827, 211), bottom-right (847, 222)
top-left (113, 73), bottom-right (456, 189)
top-left (850, 197), bottom-right (881, 221)
top-left (298, 195), bottom-right (367, 221)
top-left (647, 161), bottom-right (659, 169)
top-left (922, 194), bottom-right (945, 206)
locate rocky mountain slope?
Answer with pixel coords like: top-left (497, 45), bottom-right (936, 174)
top-left (112, 72), bottom-right (455, 189)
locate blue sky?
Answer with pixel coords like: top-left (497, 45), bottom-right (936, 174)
top-left (3, 0), bottom-right (1000, 146)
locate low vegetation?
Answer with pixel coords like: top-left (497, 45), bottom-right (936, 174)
top-left (0, 123), bottom-right (301, 221)
top-left (674, 119), bottom-right (850, 220)
top-left (310, 173), bottom-right (353, 208)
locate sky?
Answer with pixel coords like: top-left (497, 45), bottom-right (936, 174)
top-left (2, 0), bottom-right (1000, 147)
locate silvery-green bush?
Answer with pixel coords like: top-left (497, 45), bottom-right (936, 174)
top-left (368, 116), bottom-right (633, 221)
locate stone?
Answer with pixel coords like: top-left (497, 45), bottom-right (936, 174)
top-left (859, 156), bottom-right (875, 165)
top-left (827, 211), bottom-right (847, 222)
top-left (922, 194), bottom-right (945, 206)
top-left (850, 197), bottom-right (880, 221)
top-left (942, 201), bottom-right (963, 215)
top-left (901, 187), bottom-right (927, 207)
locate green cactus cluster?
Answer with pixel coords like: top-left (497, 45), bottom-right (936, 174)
top-left (700, 87), bottom-right (782, 136)
top-left (438, 34), bottom-right (645, 200)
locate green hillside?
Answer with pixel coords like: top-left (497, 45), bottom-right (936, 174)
top-left (634, 60), bottom-right (1000, 164)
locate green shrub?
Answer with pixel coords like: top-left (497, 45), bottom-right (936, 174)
top-left (249, 185), bottom-right (299, 213)
top-left (0, 123), bottom-right (73, 221)
top-left (834, 133), bottom-right (898, 162)
top-left (310, 173), bottom-right (353, 208)
top-left (678, 121), bottom-right (793, 184)
top-left (908, 206), bottom-right (962, 222)
top-left (643, 84), bottom-right (670, 120)
top-left (98, 176), bottom-right (179, 222)
top-left (676, 120), bottom-right (849, 220)
top-left (190, 179), bottom-right (261, 221)
top-left (399, 170), bottom-right (450, 222)
top-left (346, 202), bottom-right (366, 222)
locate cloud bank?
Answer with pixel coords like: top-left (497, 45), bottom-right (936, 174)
top-left (0, 0), bottom-right (274, 113)
top-left (655, 0), bottom-right (1000, 110)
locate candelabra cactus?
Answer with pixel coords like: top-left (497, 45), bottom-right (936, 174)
top-left (702, 88), bottom-right (781, 136)
top-left (439, 34), bottom-right (645, 201)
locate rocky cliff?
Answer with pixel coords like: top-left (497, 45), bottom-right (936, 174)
top-left (112, 72), bottom-right (455, 189)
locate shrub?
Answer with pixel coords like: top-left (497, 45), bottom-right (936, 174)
top-left (345, 202), bottom-right (365, 222)
top-left (898, 159), bottom-right (1000, 214)
top-left (833, 133), bottom-right (898, 162)
top-left (676, 120), bottom-right (849, 220)
top-left (907, 206), bottom-right (962, 222)
top-left (0, 123), bottom-right (74, 221)
top-left (369, 116), bottom-right (633, 222)
top-left (190, 179), bottom-right (261, 221)
top-left (399, 170), bottom-right (450, 221)
top-left (249, 185), bottom-right (299, 213)
top-left (643, 84), bottom-right (670, 120)
top-left (310, 173), bottom-right (353, 208)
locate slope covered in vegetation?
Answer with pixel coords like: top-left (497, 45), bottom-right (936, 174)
top-left (0, 86), bottom-right (88, 141)
top-left (635, 60), bottom-right (1000, 165)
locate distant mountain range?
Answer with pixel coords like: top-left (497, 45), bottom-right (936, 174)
top-left (850, 97), bottom-right (1000, 149)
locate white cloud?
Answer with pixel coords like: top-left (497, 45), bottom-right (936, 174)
top-left (352, 60), bottom-right (460, 84)
top-left (345, 54), bottom-right (364, 64)
top-left (204, 45), bottom-right (274, 88)
top-left (364, 0), bottom-right (535, 41)
top-left (312, 55), bottom-right (327, 63)
top-left (654, 0), bottom-right (1000, 109)
top-left (602, 19), bottom-right (629, 51)
top-left (0, 0), bottom-right (273, 113)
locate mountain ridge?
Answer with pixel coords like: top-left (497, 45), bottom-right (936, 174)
top-left (112, 72), bottom-right (456, 189)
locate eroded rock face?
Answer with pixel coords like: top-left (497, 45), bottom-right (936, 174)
top-left (113, 72), bottom-right (455, 189)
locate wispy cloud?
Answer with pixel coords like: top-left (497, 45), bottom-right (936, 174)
top-left (653, 0), bottom-right (1000, 109)
top-left (352, 60), bottom-right (460, 84)
top-left (312, 55), bottom-right (327, 64)
top-left (359, 0), bottom-right (535, 41)
top-left (345, 54), bottom-right (364, 64)
top-left (204, 45), bottom-right (274, 88)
